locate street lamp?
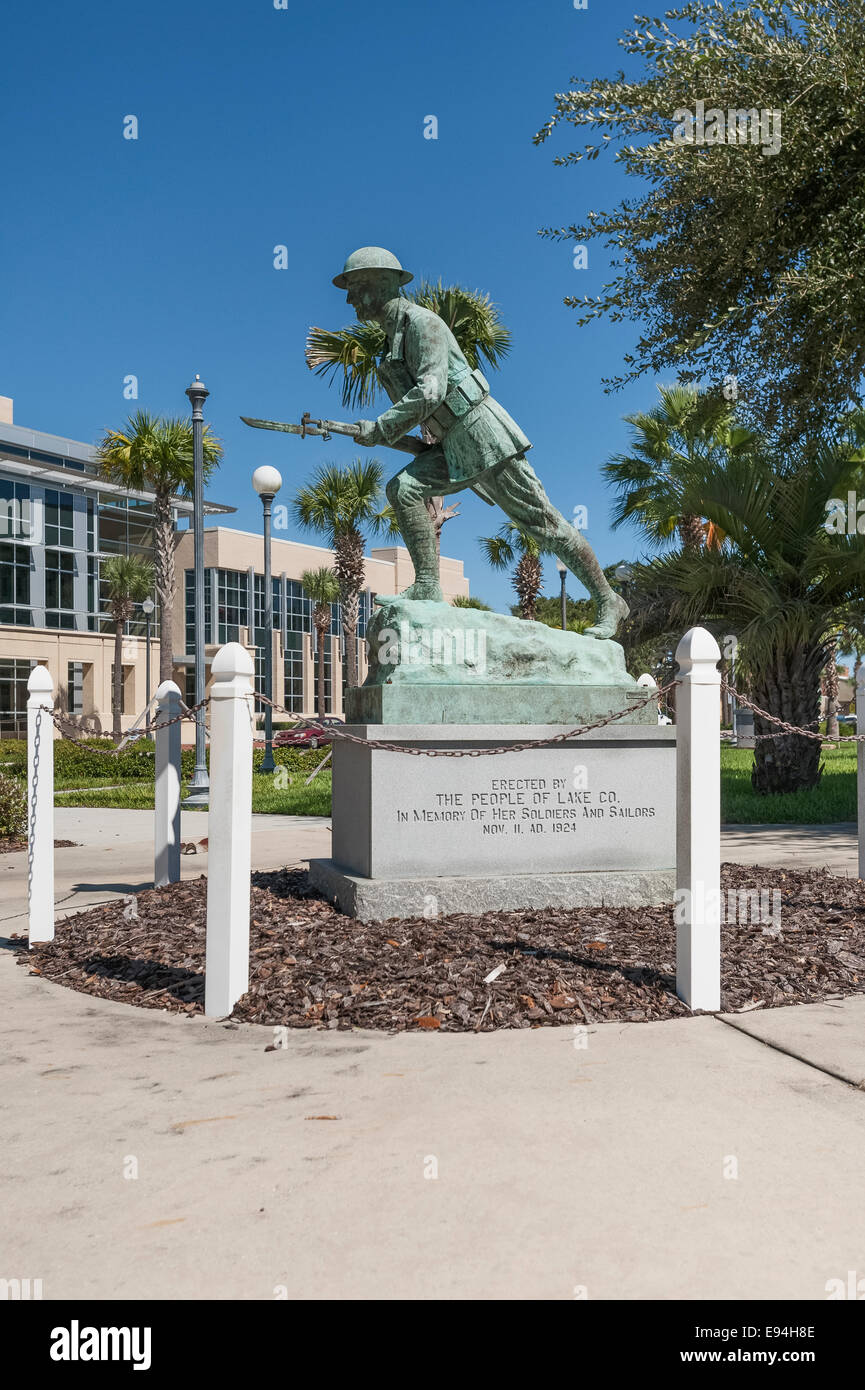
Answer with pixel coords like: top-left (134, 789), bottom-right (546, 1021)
top-left (555, 558), bottom-right (567, 630)
top-left (614, 561), bottom-right (634, 612)
top-left (252, 465), bottom-right (283, 774)
top-left (141, 595), bottom-right (155, 733)
top-left (184, 374), bottom-right (210, 806)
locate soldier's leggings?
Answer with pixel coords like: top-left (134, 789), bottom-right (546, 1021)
top-left (385, 449), bottom-right (617, 605)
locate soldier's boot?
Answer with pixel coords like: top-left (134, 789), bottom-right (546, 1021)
top-left (552, 526), bottom-right (629, 640)
top-left (383, 471), bottom-right (445, 603)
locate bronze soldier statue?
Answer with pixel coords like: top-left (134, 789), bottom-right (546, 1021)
top-left (336, 246), bottom-right (629, 639)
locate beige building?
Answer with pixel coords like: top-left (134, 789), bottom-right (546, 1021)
top-left (0, 394), bottom-right (469, 735)
top-left (170, 528), bottom-right (469, 724)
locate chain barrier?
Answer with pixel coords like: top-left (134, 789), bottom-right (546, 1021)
top-left (252, 681), bottom-right (678, 757)
top-left (29, 678), bottom-right (858, 760)
top-left (27, 704), bottom-right (41, 911)
top-left (722, 679), bottom-right (865, 743)
top-left (48, 698), bottom-right (211, 756)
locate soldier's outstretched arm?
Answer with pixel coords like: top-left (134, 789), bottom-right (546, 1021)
top-left (355, 316), bottom-right (449, 448)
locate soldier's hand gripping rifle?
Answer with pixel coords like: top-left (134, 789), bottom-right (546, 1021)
top-left (240, 411), bottom-right (428, 456)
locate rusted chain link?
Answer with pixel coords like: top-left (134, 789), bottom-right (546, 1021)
top-left (48, 698), bottom-right (211, 754)
top-left (722, 680), bottom-right (864, 743)
top-left (27, 704), bottom-right (41, 910)
top-left (252, 681), bottom-right (678, 757)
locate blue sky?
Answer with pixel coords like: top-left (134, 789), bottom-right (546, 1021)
top-left (1, 0), bottom-right (663, 610)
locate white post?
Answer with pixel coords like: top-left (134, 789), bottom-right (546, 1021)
top-left (675, 627), bottom-right (722, 1010)
top-left (858, 668), bottom-right (865, 880)
top-left (27, 665), bottom-right (55, 946)
top-left (205, 642), bottom-right (255, 1017)
top-left (154, 680), bottom-right (182, 888)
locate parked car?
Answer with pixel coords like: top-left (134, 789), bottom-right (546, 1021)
top-left (272, 717), bottom-right (344, 751)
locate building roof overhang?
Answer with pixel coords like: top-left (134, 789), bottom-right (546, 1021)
top-left (0, 420), bottom-right (235, 515)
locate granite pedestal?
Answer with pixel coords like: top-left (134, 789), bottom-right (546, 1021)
top-left (309, 718), bottom-right (677, 922)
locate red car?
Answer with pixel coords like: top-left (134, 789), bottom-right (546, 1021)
top-left (272, 716), bottom-right (344, 751)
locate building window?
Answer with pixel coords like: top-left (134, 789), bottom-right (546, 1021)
top-left (283, 630), bottom-right (304, 713)
top-left (286, 579), bottom-right (311, 634)
top-left (96, 494), bottom-right (156, 558)
top-left (0, 658), bottom-right (38, 733)
top-left (126, 497), bottom-right (154, 554)
top-left (254, 574), bottom-right (282, 633)
top-left (0, 478), bottom-right (35, 542)
top-left (185, 568), bottom-right (212, 651)
top-left (67, 662), bottom-right (84, 715)
top-left (357, 589), bottom-right (373, 638)
top-left (45, 548), bottom-right (75, 627)
top-left (110, 665), bottom-right (127, 716)
top-left (87, 555), bottom-right (98, 631)
top-left (0, 542), bottom-right (32, 609)
top-left (44, 489), bottom-right (75, 548)
top-left (314, 630), bottom-right (334, 715)
top-left (216, 569), bottom-right (248, 644)
top-left (253, 574), bottom-right (282, 692)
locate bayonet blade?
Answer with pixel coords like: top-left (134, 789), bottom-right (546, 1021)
top-left (240, 416), bottom-right (311, 435)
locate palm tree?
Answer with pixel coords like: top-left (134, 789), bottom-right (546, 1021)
top-left (822, 623), bottom-right (865, 738)
top-left (301, 567), bottom-right (340, 720)
top-left (629, 426), bottom-right (865, 795)
top-left (451, 595), bottom-right (493, 610)
top-left (101, 555), bottom-right (154, 741)
top-left (479, 523), bottom-right (543, 621)
top-left (292, 462), bottom-right (390, 690)
top-left (96, 410), bottom-right (223, 684)
top-left (306, 280), bottom-right (512, 561)
top-left (604, 385), bottom-right (749, 551)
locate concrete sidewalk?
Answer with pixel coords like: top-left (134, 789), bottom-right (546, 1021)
top-left (0, 807), bottom-right (333, 932)
top-left (2, 811), bottom-right (858, 939)
top-left (722, 822), bottom-right (858, 877)
top-left (4, 809), bottom-right (865, 1299)
top-left (2, 941), bottom-right (864, 1300)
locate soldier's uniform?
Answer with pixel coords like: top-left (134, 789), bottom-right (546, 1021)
top-left (334, 246), bottom-right (626, 633)
top-left (376, 298), bottom-right (530, 504)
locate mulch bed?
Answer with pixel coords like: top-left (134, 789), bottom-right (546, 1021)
top-left (14, 863), bottom-right (865, 1031)
top-left (0, 837), bottom-right (77, 855)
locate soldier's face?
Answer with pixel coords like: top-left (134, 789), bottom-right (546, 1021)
top-left (345, 271), bottom-right (398, 321)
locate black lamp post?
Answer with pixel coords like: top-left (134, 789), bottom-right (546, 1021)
top-left (614, 561), bottom-right (634, 612)
top-left (141, 595), bottom-right (155, 732)
top-left (556, 558), bottom-right (567, 630)
top-left (184, 374), bottom-right (210, 805)
top-left (252, 465), bottom-right (282, 774)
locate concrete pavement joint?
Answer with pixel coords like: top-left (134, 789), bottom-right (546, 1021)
top-left (716, 1012), bottom-right (865, 1093)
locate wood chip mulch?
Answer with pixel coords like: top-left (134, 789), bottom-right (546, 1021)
top-left (0, 837), bottom-right (77, 855)
top-left (14, 864), bottom-right (865, 1032)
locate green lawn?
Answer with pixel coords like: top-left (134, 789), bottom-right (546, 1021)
top-left (55, 771), bottom-right (332, 816)
top-left (7, 734), bottom-right (859, 825)
top-left (721, 744), bottom-right (856, 824)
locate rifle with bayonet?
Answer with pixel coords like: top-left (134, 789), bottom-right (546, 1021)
top-left (240, 411), bottom-right (428, 456)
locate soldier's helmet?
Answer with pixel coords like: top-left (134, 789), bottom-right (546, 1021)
top-left (332, 246), bottom-right (413, 289)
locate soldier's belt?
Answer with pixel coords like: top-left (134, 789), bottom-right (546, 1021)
top-left (427, 368), bottom-right (489, 434)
